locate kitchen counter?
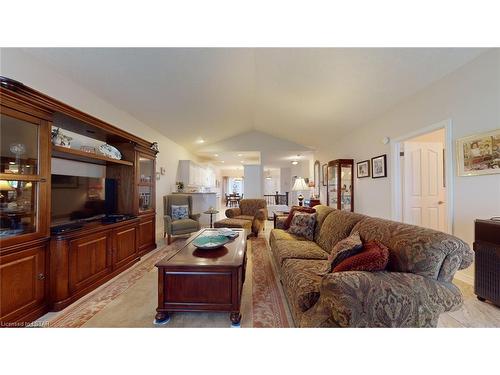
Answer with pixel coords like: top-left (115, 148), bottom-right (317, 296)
top-left (172, 191), bottom-right (219, 225)
top-left (172, 192), bottom-right (216, 194)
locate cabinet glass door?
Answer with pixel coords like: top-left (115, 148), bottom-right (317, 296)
top-left (340, 164), bottom-right (352, 211)
top-left (327, 164), bottom-right (338, 207)
top-left (0, 111), bottom-right (49, 242)
top-left (1, 114), bottom-right (39, 175)
top-left (0, 180), bottom-right (38, 237)
top-left (138, 155), bottom-right (154, 213)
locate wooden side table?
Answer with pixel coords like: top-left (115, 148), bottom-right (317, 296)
top-left (309, 199), bottom-right (321, 207)
top-left (203, 209), bottom-right (219, 228)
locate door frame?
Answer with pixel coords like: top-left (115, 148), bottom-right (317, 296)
top-left (390, 119), bottom-right (454, 234)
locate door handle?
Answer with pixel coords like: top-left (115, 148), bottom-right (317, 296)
top-left (37, 273), bottom-right (45, 280)
top-left (438, 201), bottom-right (445, 205)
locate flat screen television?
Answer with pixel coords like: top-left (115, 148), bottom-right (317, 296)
top-left (51, 174), bottom-right (117, 225)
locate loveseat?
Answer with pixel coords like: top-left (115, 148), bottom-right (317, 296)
top-left (269, 205), bottom-right (474, 327)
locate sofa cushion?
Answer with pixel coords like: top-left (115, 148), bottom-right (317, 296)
top-left (316, 210), bottom-right (366, 253)
top-left (333, 240), bottom-right (389, 272)
top-left (239, 199), bottom-right (267, 216)
top-left (288, 212), bottom-right (317, 241)
top-left (171, 218), bottom-right (199, 231)
top-left (270, 229), bottom-right (308, 243)
top-left (281, 259), bottom-right (330, 312)
top-left (328, 231), bottom-right (364, 269)
top-left (234, 215), bottom-right (254, 221)
top-left (283, 206), bottom-right (316, 230)
top-left (273, 240), bottom-right (329, 267)
top-left (351, 217), bottom-right (472, 282)
top-left (313, 205), bottom-right (335, 242)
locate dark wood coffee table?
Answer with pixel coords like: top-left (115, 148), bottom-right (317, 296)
top-left (155, 228), bottom-right (247, 326)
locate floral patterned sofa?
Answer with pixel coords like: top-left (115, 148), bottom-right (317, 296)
top-left (270, 205), bottom-right (474, 327)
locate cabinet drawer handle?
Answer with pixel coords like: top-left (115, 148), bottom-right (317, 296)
top-left (37, 273), bottom-right (45, 280)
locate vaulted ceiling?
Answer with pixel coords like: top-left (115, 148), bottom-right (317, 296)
top-left (22, 48), bottom-right (486, 152)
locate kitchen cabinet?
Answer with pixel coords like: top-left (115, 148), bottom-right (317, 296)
top-left (178, 160), bottom-right (216, 188)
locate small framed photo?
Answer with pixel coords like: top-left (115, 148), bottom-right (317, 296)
top-left (356, 160), bottom-right (370, 178)
top-left (456, 129), bottom-right (500, 176)
top-left (371, 154), bottom-right (387, 178)
top-left (322, 164), bottom-right (328, 186)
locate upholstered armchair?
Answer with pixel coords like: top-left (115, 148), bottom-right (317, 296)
top-left (163, 194), bottom-right (201, 244)
top-left (225, 199), bottom-right (268, 236)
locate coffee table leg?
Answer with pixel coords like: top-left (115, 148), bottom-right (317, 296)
top-left (154, 311), bottom-right (170, 325)
top-left (230, 311), bottom-right (241, 327)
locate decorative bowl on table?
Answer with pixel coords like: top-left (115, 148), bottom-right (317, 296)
top-left (192, 235), bottom-right (230, 250)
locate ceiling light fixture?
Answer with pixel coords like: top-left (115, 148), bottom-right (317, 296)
top-left (240, 160), bottom-right (244, 163)
top-left (237, 153), bottom-right (243, 157)
top-left (291, 160), bottom-right (299, 165)
top-left (214, 153), bottom-right (219, 157)
top-left (220, 160), bottom-right (225, 163)
top-left (196, 138), bottom-right (205, 144)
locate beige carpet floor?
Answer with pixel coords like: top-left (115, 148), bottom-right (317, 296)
top-left (47, 232), bottom-right (293, 328)
top-left (42, 224), bottom-right (499, 328)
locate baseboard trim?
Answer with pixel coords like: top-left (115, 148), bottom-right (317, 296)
top-left (454, 271), bottom-right (474, 286)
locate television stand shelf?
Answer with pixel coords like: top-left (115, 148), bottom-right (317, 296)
top-left (1, 75), bottom-right (157, 326)
top-left (50, 217), bottom-right (140, 311)
top-left (52, 145), bottom-right (134, 166)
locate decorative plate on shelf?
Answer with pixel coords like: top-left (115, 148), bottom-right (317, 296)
top-left (98, 143), bottom-right (122, 160)
top-left (192, 235), bottom-right (230, 250)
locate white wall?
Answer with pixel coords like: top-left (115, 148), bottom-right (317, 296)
top-left (317, 49), bottom-right (500, 283)
top-left (220, 168), bottom-right (244, 178)
top-left (243, 165), bottom-right (263, 198)
top-left (0, 48), bottom-right (197, 241)
top-left (263, 169), bottom-right (280, 195)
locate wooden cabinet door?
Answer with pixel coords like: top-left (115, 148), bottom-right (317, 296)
top-left (113, 224), bottom-right (138, 269)
top-left (0, 243), bottom-right (48, 323)
top-left (68, 231), bottom-right (112, 293)
top-left (138, 215), bottom-right (156, 254)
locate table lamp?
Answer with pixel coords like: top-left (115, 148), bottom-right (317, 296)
top-left (292, 177), bottom-right (308, 206)
top-left (0, 180), bottom-right (15, 203)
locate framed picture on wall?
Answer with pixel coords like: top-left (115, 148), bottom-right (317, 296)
top-left (322, 164), bottom-right (327, 186)
top-left (356, 160), bottom-right (370, 178)
top-left (371, 154), bottom-right (387, 178)
top-left (456, 129), bottom-right (500, 176)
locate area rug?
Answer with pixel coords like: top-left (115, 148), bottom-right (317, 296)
top-left (251, 237), bottom-right (291, 327)
top-left (47, 235), bottom-right (291, 328)
top-left (48, 239), bottom-right (186, 328)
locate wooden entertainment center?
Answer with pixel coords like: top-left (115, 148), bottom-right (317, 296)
top-left (0, 76), bottom-right (158, 325)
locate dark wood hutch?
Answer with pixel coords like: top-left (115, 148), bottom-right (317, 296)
top-left (0, 76), bottom-right (158, 325)
top-left (326, 159), bottom-right (354, 212)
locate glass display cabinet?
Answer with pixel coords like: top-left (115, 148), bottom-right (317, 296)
top-left (327, 159), bottom-right (354, 211)
top-left (0, 111), bottom-right (50, 246)
top-left (137, 153), bottom-right (155, 213)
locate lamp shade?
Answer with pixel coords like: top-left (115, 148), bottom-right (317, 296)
top-left (292, 178), bottom-right (308, 192)
top-left (0, 180), bottom-right (15, 191)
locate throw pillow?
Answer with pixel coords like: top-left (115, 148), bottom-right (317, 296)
top-left (327, 231), bottom-right (363, 269)
top-left (333, 240), bottom-right (390, 272)
top-left (288, 212), bottom-right (317, 241)
top-left (171, 205), bottom-right (189, 220)
top-left (283, 206), bottom-right (316, 230)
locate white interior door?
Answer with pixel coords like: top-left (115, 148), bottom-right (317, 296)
top-left (403, 141), bottom-right (446, 231)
